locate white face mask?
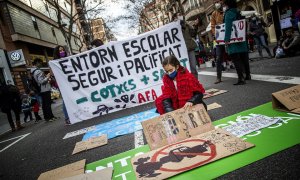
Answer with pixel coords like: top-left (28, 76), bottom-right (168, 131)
top-left (215, 3), bottom-right (221, 9)
top-left (178, 16), bottom-right (184, 21)
top-left (222, 6), bottom-right (228, 12)
top-left (252, 17), bottom-right (256, 21)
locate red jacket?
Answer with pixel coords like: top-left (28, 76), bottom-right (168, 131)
top-left (155, 67), bottom-right (205, 114)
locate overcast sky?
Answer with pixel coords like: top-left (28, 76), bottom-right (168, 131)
top-left (89, 0), bottom-right (138, 41)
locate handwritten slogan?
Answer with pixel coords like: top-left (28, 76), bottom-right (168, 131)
top-left (49, 22), bottom-right (189, 123)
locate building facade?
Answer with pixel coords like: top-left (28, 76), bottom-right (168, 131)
top-left (139, 0), bottom-right (171, 33)
top-left (0, 0), bottom-right (87, 92)
top-left (90, 18), bottom-right (116, 44)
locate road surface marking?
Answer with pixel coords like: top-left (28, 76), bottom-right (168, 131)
top-left (198, 71), bottom-right (300, 85)
top-left (0, 133), bottom-right (31, 153)
top-left (134, 130), bottom-right (144, 148)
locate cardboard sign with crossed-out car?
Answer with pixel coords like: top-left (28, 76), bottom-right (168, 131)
top-left (133, 104), bottom-right (254, 179)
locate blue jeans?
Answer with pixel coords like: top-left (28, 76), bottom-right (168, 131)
top-left (254, 35), bottom-right (271, 57)
top-left (62, 101), bottom-right (69, 120)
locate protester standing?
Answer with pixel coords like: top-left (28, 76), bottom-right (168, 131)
top-left (0, 81), bottom-right (24, 131)
top-left (172, 12), bottom-right (198, 79)
top-left (223, 0), bottom-right (251, 85)
top-left (53, 45), bottom-right (71, 125)
top-left (155, 55), bottom-right (206, 115)
top-left (31, 58), bottom-right (57, 122)
top-left (248, 14), bottom-right (272, 59)
top-left (211, 0), bottom-right (225, 84)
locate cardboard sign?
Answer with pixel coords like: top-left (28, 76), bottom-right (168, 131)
top-left (203, 89), bottom-right (228, 99)
top-left (272, 85), bottom-right (300, 114)
top-left (38, 159), bottom-right (86, 180)
top-left (215, 19), bottom-right (246, 45)
top-left (207, 102), bottom-right (222, 111)
top-left (142, 104), bottom-right (214, 150)
top-left (62, 167), bottom-right (113, 180)
top-left (222, 114), bottom-right (281, 137)
top-left (72, 135), bottom-right (108, 155)
top-left (131, 128), bottom-right (254, 180)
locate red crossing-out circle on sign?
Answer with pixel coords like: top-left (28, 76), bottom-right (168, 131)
top-left (150, 139), bottom-right (217, 172)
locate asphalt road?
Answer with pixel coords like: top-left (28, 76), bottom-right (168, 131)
top-left (0, 54), bottom-right (300, 180)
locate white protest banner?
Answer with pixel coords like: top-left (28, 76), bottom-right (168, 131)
top-left (215, 19), bottom-right (246, 45)
top-left (49, 21), bottom-right (189, 124)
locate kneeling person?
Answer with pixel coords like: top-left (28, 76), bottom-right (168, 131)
top-left (155, 55), bottom-right (206, 115)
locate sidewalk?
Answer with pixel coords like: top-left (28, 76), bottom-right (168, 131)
top-left (0, 98), bottom-right (63, 135)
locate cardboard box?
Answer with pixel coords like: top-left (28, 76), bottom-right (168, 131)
top-left (272, 85), bottom-right (300, 114)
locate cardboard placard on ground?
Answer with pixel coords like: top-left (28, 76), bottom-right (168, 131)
top-left (142, 104), bottom-right (214, 150)
top-left (272, 85), bottom-right (300, 114)
top-left (62, 167), bottom-right (113, 180)
top-left (73, 134), bottom-right (108, 155)
top-left (37, 159), bottom-right (86, 180)
top-left (207, 103), bottom-right (222, 111)
top-left (131, 128), bottom-right (254, 180)
top-left (204, 89), bottom-right (228, 99)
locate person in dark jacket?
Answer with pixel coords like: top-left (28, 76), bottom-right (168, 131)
top-left (248, 14), bottom-right (272, 58)
top-left (282, 28), bottom-right (300, 56)
top-left (172, 12), bottom-right (198, 79)
top-left (223, 0), bottom-right (251, 85)
top-left (155, 55), bottom-right (206, 115)
top-left (0, 81), bottom-right (24, 131)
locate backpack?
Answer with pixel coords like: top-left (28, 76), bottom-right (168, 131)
top-left (29, 69), bottom-right (41, 94)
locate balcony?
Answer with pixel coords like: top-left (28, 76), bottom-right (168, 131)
top-left (185, 3), bottom-right (205, 21)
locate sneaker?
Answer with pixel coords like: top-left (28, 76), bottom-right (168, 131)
top-left (65, 122), bottom-right (72, 126)
top-left (214, 79), bottom-right (222, 84)
top-left (52, 116), bottom-right (60, 120)
top-left (45, 119), bottom-right (54, 122)
top-left (233, 81), bottom-right (246, 85)
top-left (34, 119), bottom-right (40, 124)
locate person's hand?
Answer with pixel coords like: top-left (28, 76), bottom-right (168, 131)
top-left (46, 73), bottom-right (51, 78)
top-left (183, 102), bottom-right (193, 110)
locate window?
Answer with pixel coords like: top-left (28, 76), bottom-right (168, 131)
top-left (18, 0), bottom-right (32, 7)
top-left (31, 0), bottom-right (50, 17)
top-left (31, 16), bottom-right (41, 39)
top-left (51, 27), bottom-right (56, 37)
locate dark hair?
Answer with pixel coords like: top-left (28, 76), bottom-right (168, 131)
top-left (162, 55), bottom-right (181, 67)
top-left (32, 58), bottom-right (43, 65)
top-left (223, 0), bottom-right (237, 8)
top-left (53, 45), bottom-right (66, 59)
top-left (91, 39), bottom-right (104, 47)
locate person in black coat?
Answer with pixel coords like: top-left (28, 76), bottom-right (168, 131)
top-left (0, 81), bottom-right (24, 131)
